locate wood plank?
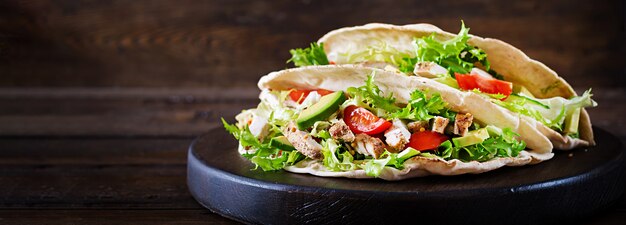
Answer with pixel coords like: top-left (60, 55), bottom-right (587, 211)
top-left (0, 0), bottom-right (622, 88)
top-left (0, 87), bottom-right (623, 138)
top-left (0, 165), bottom-right (198, 209)
top-left (0, 88), bottom-right (257, 137)
top-left (0, 138), bottom-right (190, 165)
top-left (0, 209), bottom-right (623, 225)
top-left (0, 209), bottom-right (238, 225)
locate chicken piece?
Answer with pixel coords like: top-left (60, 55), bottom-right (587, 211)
top-left (248, 114), bottom-right (269, 140)
top-left (352, 134), bottom-right (386, 159)
top-left (329, 120), bottom-right (355, 142)
top-left (283, 122), bottom-right (323, 159)
top-left (431, 116), bottom-right (449, 134)
top-left (407, 120), bottom-right (429, 133)
top-left (413, 62), bottom-right (448, 78)
top-left (470, 68), bottom-right (493, 79)
top-left (384, 119), bottom-right (411, 151)
top-left (454, 112), bottom-right (474, 136)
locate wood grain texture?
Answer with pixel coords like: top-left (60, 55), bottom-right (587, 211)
top-left (0, 0), bottom-right (623, 88)
top-left (188, 127), bottom-right (625, 225)
top-left (0, 88), bottom-right (623, 224)
top-left (0, 210), bottom-right (238, 225)
top-left (0, 0), bottom-right (623, 224)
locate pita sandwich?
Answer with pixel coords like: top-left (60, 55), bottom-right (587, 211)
top-left (309, 23), bottom-right (596, 150)
top-left (223, 65), bottom-right (554, 180)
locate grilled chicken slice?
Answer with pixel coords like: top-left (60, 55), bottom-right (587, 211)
top-left (353, 134), bottom-right (386, 159)
top-left (283, 122), bottom-right (323, 159)
top-left (413, 62), bottom-right (448, 78)
top-left (329, 120), bottom-right (355, 142)
top-left (454, 112), bottom-right (474, 136)
top-left (470, 68), bottom-right (493, 78)
top-left (407, 120), bottom-right (429, 133)
top-left (431, 116), bottom-right (449, 134)
top-left (384, 119), bottom-right (411, 151)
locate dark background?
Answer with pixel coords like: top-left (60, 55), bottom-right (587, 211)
top-left (0, 0), bottom-right (624, 224)
top-left (0, 0), bottom-right (623, 88)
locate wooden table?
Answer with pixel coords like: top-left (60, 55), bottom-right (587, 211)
top-left (0, 0), bottom-right (623, 224)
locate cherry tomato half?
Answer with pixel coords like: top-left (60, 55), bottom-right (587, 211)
top-left (455, 73), bottom-right (512, 100)
top-left (407, 131), bottom-right (449, 151)
top-left (289, 89), bottom-right (334, 104)
top-left (343, 105), bottom-right (392, 135)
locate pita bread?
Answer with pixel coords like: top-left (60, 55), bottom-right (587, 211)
top-left (258, 65), bottom-right (554, 180)
top-left (318, 23), bottom-right (594, 149)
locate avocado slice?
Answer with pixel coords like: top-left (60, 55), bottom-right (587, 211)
top-left (513, 84), bottom-right (535, 97)
top-left (296, 91), bottom-right (346, 130)
top-left (564, 107), bottom-right (581, 136)
top-left (269, 136), bottom-right (296, 151)
top-left (485, 125), bottom-right (503, 136)
top-left (452, 128), bottom-right (490, 148)
top-left (433, 76), bottom-right (459, 89)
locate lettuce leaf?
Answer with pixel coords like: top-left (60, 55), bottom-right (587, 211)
top-left (345, 73), bottom-right (401, 116)
top-left (494, 90), bottom-right (597, 131)
top-left (437, 128), bottom-right (525, 162)
top-left (321, 139), bottom-right (357, 171)
top-left (412, 21), bottom-right (490, 76)
top-left (336, 39), bottom-right (417, 73)
top-left (390, 89), bottom-right (448, 121)
top-left (288, 42), bottom-right (329, 67)
top-left (362, 148), bottom-right (420, 177)
top-left (222, 118), bottom-right (262, 149)
top-left (222, 118), bottom-right (303, 171)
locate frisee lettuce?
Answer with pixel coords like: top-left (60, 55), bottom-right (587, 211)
top-left (345, 73), bottom-right (400, 116)
top-left (412, 21), bottom-right (490, 76)
top-left (288, 42), bottom-right (329, 67)
top-left (390, 89), bottom-right (449, 121)
top-left (321, 139), bottom-right (357, 171)
top-left (362, 148), bottom-right (421, 177)
top-left (437, 127), bottom-right (525, 162)
top-left (222, 118), bottom-right (303, 171)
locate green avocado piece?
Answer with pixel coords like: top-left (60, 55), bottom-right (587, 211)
top-left (484, 125), bottom-right (502, 136)
top-left (433, 76), bottom-right (459, 89)
top-left (513, 84), bottom-right (535, 97)
top-left (296, 91), bottom-right (346, 130)
top-left (564, 107), bottom-right (581, 136)
top-left (452, 128), bottom-right (490, 148)
top-left (269, 136), bottom-right (296, 151)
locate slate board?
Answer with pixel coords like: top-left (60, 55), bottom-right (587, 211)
top-left (187, 127), bottom-right (625, 225)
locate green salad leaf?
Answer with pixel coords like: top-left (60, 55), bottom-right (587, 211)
top-left (321, 139), bottom-right (357, 171)
top-left (390, 89), bottom-right (448, 121)
top-left (493, 89), bottom-right (596, 131)
top-left (362, 148), bottom-right (420, 177)
top-left (222, 118), bottom-right (303, 171)
top-left (412, 21), bottom-right (490, 76)
top-left (288, 42), bottom-right (329, 67)
top-left (345, 73), bottom-right (401, 116)
top-left (222, 118), bottom-right (262, 149)
top-left (437, 128), bottom-right (525, 162)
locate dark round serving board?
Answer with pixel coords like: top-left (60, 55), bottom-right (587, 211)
top-left (187, 127), bottom-right (625, 225)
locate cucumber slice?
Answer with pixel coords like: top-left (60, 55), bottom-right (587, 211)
top-left (296, 91), bottom-right (346, 130)
top-left (564, 108), bottom-right (581, 136)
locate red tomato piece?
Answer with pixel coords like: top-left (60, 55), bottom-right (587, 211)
top-left (407, 131), bottom-right (449, 151)
top-left (289, 89), bottom-right (333, 104)
top-left (455, 73), bottom-right (513, 99)
top-left (343, 105), bottom-right (392, 135)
